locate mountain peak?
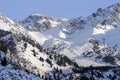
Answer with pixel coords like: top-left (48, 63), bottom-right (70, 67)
top-left (21, 13), bottom-right (67, 31)
top-left (0, 13), bottom-right (15, 29)
top-left (107, 3), bottom-right (120, 13)
top-left (109, 3), bottom-right (120, 8)
top-left (31, 13), bottom-right (44, 17)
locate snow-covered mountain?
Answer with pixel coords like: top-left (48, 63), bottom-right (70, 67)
top-left (0, 13), bottom-right (78, 80)
top-left (20, 3), bottom-right (120, 66)
top-left (19, 14), bottom-right (67, 31)
top-left (0, 3), bottom-right (120, 80)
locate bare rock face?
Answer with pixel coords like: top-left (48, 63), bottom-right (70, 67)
top-left (21, 14), bottom-right (67, 31)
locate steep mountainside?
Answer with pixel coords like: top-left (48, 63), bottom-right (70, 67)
top-left (19, 14), bottom-right (67, 31)
top-left (0, 13), bottom-right (77, 79)
top-left (21, 3), bottom-right (120, 66)
top-left (0, 3), bottom-right (120, 80)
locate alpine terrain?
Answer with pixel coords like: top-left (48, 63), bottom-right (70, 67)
top-left (0, 3), bottom-right (120, 80)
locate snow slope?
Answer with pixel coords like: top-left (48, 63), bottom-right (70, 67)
top-left (0, 64), bottom-right (42, 80)
top-left (0, 3), bottom-right (120, 80)
top-left (21, 3), bottom-right (120, 66)
top-left (0, 13), bottom-right (76, 79)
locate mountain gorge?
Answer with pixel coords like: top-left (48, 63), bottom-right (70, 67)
top-left (0, 3), bottom-right (120, 80)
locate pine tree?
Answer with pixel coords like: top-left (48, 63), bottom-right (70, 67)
top-left (1, 57), bottom-right (7, 66)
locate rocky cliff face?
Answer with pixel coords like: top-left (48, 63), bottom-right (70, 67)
top-left (20, 14), bottom-right (67, 31)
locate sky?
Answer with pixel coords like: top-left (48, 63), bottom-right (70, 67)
top-left (0, 0), bottom-right (120, 20)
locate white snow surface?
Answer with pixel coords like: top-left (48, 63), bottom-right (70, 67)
top-left (0, 64), bottom-right (42, 80)
top-left (21, 3), bottom-right (120, 67)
